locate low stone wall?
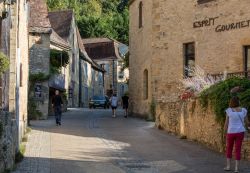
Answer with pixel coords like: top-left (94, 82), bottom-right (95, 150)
top-left (0, 112), bottom-right (18, 172)
top-left (155, 99), bottom-right (250, 160)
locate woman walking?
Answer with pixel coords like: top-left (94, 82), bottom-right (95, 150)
top-left (224, 96), bottom-right (249, 173)
top-left (110, 93), bottom-right (118, 118)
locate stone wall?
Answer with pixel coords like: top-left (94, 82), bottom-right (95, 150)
top-left (155, 99), bottom-right (250, 160)
top-left (29, 33), bottom-right (51, 119)
top-left (0, 112), bottom-right (18, 172)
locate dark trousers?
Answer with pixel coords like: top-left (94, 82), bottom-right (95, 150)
top-left (54, 106), bottom-right (62, 124)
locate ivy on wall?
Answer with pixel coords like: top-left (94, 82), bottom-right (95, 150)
top-left (28, 73), bottom-right (50, 122)
top-left (0, 52), bottom-right (9, 75)
top-left (50, 49), bottom-right (69, 75)
top-left (199, 77), bottom-right (250, 124)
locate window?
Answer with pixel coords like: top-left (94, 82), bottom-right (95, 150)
top-left (72, 53), bottom-right (75, 73)
top-left (84, 63), bottom-right (88, 79)
top-left (198, 0), bottom-right (215, 4)
top-left (139, 1), bottom-right (143, 28)
top-left (20, 63), bottom-right (23, 87)
top-left (244, 46), bottom-right (250, 76)
top-left (143, 69), bottom-right (148, 100)
top-left (184, 43), bottom-right (195, 77)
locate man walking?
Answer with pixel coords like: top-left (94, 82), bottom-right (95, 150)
top-left (52, 90), bottom-right (63, 126)
top-left (122, 94), bottom-right (129, 118)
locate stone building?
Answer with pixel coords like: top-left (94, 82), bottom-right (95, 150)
top-left (129, 0), bottom-right (250, 157)
top-left (29, 0), bottom-right (52, 119)
top-left (0, 0), bottom-right (29, 171)
top-left (83, 38), bottom-right (124, 99)
top-left (77, 30), bottom-right (105, 107)
top-left (49, 10), bottom-right (80, 108)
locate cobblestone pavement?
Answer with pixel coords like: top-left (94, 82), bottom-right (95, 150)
top-left (13, 108), bottom-right (250, 173)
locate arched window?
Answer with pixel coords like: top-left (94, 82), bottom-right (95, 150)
top-left (139, 1), bottom-right (143, 28)
top-left (143, 69), bottom-right (148, 100)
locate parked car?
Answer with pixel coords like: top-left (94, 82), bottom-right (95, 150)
top-left (89, 96), bottom-right (110, 109)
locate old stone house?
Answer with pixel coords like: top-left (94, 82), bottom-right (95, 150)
top-left (77, 30), bottom-right (105, 107)
top-left (0, 0), bottom-right (29, 171)
top-left (129, 0), bottom-right (250, 158)
top-left (49, 10), bottom-right (80, 108)
top-left (29, 0), bottom-right (71, 119)
top-left (84, 38), bottom-right (126, 100)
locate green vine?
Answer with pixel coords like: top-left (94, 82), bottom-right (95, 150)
top-left (199, 77), bottom-right (250, 124)
top-left (50, 49), bottom-right (69, 75)
top-left (0, 52), bottom-right (9, 75)
top-left (28, 73), bottom-right (50, 122)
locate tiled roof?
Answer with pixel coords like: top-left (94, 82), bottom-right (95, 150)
top-left (77, 29), bottom-right (104, 72)
top-left (83, 38), bottom-right (122, 60)
top-left (29, 0), bottom-right (52, 33)
top-left (48, 10), bottom-right (73, 40)
top-left (50, 30), bottom-right (70, 50)
top-left (83, 38), bottom-right (112, 44)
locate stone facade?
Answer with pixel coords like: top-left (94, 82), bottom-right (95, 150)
top-left (29, 33), bottom-right (51, 119)
top-left (129, 0), bottom-right (250, 158)
top-left (0, 0), bottom-right (29, 172)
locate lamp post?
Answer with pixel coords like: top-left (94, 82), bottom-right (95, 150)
top-left (2, 0), bottom-right (11, 19)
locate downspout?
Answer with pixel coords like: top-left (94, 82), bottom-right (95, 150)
top-left (15, 0), bottom-right (21, 149)
top-left (79, 58), bottom-right (82, 107)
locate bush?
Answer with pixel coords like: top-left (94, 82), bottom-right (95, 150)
top-left (0, 52), bottom-right (9, 75)
top-left (199, 77), bottom-right (250, 124)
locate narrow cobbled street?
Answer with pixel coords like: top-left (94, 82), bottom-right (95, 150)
top-left (14, 109), bottom-right (250, 173)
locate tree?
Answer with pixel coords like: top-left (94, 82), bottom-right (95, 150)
top-left (46, 0), bottom-right (129, 45)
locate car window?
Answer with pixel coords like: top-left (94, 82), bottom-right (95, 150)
top-left (93, 96), bottom-right (105, 100)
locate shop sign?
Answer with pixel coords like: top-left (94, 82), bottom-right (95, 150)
top-left (193, 16), bottom-right (250, 32)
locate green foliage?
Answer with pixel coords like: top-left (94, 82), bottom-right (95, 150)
top-left (29, 73), bottom-right (50, 83)
top-left (199, 77), bottom-right (250, 123)
top-left (147, 99), bottom-right (156, 122)
top-left (46, 0), bottom-right (129, 44)
top-left (0, 52), bottom-right (9, 75)
top-left (28, 73), bottom-right (49, 121)
top-left (121, 51), bottom-right (129, 71)
top-left (50, 50), bottom-right (69, 75)
top-left (15, 143), bottom-right (26, 164)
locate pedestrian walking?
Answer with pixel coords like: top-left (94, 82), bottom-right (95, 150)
top-left (52, 90), bottom-right (63, 126)
top-left (122, 94), bottom-right (129, 118)
top-left (110, 93), bottom-right (118, 118)
top-left (224, 96), bottom-right (249, 173)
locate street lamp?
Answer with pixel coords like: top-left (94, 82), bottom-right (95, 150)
top-left (2, 0), bottom-right (11, 19)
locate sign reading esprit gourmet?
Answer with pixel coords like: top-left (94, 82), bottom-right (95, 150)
top-left (193, 17), bottom-right (250, 32)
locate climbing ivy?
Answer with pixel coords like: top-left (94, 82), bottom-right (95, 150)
top-left (50, 50), bottom-right (69, 75)
top-left (0, 52), bottom-right (9, 75)
top-left (199, 77), bottom-right (250, 124)
top-left (28, 73), bottom-right (50, 122)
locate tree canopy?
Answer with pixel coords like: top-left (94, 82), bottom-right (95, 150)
top-left (46, 0), bottom-right (129, 45)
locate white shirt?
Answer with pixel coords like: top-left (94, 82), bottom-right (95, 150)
top-left (226, 108), bottom-right (247, 134)
top-left (111, 96), bottom-right (118, 107)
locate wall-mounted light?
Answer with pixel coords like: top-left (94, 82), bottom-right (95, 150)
top-left (2, 0), bottom-right (11, 19)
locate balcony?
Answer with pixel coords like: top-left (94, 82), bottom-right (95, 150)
top-left (49, 74), bottom-right (66, 90)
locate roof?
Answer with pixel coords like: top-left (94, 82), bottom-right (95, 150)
top-left (83, 38), bottom-right (113, 44)
top-left (48, 10), bottom-right (73, 40)
top-left (29, 0), bottom-right (52, 34)
top-left (77, 30), bottom-right (104, 72)
top-left (83, 38), bottom-right (123, 61)
top-left (50, 30), bottom-right (70, 50)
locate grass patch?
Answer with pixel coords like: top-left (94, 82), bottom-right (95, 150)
top-left (15, 144), bottom-right (26, 164)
